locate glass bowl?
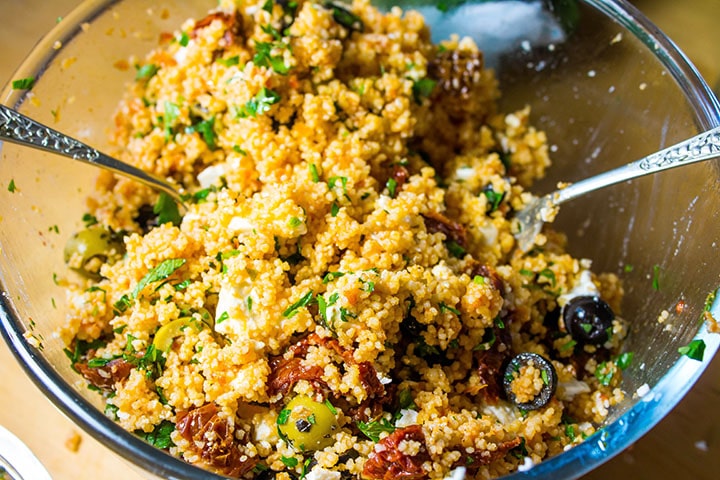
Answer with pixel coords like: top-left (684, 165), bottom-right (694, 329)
top-left (1, 0), bottom-right (719, 479)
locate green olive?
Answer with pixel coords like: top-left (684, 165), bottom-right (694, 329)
top-left (63, 227), bottom-right (125, 280)
top-left (152, 317), bottom-right (201, 352)
top-left (277, 395), bottom-right (338, 451)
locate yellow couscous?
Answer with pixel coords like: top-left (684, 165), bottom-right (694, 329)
top-left (60, 1), bottom-right (629, 478)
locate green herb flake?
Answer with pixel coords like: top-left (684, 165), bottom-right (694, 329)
top-left (323, 271), bottom-right (345, 284)
top-left (473, 275), bottom-right (486, 285)
top-left (178, 31), bottom-right (190, 47)
top-left (246, 296), bottom-right (253, 312)
top-left (330, 202), bottom-right (340, 217)
top-left (132, 258), bottom-right (186, 299)
top-left (82, 213), bottom-right (99, 227)
top-left (398, 388), bottom-right (416, 410)
top-left (12, 77), bottom-right (35, 90)
top-left (135, 64), bottom-right (159, 81)
top-left (135, 419), bottom-right (175, 449)
top-left (7, 179), bottom-right (17, 193)
top-left (277, 408), bottom-right (291, 425)
top-left (560, 338), bottom-right (577, 352)
top-left (483, 186), bottom-right (506, 213)
top-left (161, 100), bottom-right (181, 139)
top-left (623, 264), bottom-right (634, 273)
top-left (253, 41), bottom-right (290, 75)
top-left (288, 216), bottom-right (303, 228)
top-left (217, 311), bottom-right (229, 324)
top-left (411, 78), bottom-right (436, 104)
top-left (283, 290), bottom-right (315, 318)
top-left (678, 339), bottom-right (706, 361)
top-left (309, 163), bottom-right (320, 182)
top-left (326, 2), bottom-right (364, 32)
top-left (439, 302), bottom-right (461, 316)
top-left (565, 423), bottom-right (576, 441)
top-left (185, 116), bottom-right (217, 149)
top-left (652, 264), bottom-right (661, 291)
top-left (616, 351), bottom-right (634, 370)
top-left (262, 0), bottom-right (274, 13)
top-left (280, 456), bottom-right (298, 468)
top-left (357, 418), bottom-right (395, 442)
top-left (594, 361), bottom-right (613, 386)
top-left (539, 268), bottom-right (556, 287)
top-left (153, 192), bottom-right (182, 226)
top-left (541, 369), bottom-right (549, 385)
top-left (233, 145), bottom-right (248, 155)
top-left (446, 240), bottom-right (466, 259)
top-left (234, 87), bottom-right (281, 118)
top-left (386, 177), bottom-right (398, 198)
top-left (324, 399), bottom-right (338, 415)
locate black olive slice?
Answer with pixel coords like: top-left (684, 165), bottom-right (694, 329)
top-left (563, 295), bottom-right (615, 346)
top-left (503, 352), bottom-right (557, 410)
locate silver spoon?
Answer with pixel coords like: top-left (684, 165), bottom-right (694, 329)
top-left (515, 125), bottom-right (720, 252)
top-left (0, 104), bottom-right (185, 207)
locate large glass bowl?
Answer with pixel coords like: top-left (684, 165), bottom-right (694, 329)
top-left (1, 1), bottom-right (719, 479)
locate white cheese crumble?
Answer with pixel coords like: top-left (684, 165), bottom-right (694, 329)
top-left (395, 409), bottom-right (419, 428)
top-left (443, 466), bottom-right (466, 480)
top-left (228, 216), bottom-right (255, 234)
top-left (197, 163), bottom-right (227, 188)
top-left (517, 456), bottom-right (535, 472)
top-left (483, 405), bottom-right (518, 424)
top-left (635, 383), bottom-right (650, 398)
top-left (558, 268), bottom-right (599, 307)
top-left (305, 466), bottom-right (342, 480)
top-left (557, 379), bottom-right (591, 401)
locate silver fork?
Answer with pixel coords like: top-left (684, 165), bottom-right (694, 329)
top-left (515, 125), bottom-right (720, 252)
top-left (0, 104), bottom-right (185, 207)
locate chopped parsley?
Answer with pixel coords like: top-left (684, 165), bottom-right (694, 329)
top-left (330, 201), bottom-right (340, 217)
top-left (288, 216), bottom-right (303, 228)
top-left (277, 408), bottom-right (291, 425)
top-left (132, 258), bottom-right (186, 299)
top-left (161, 100), bottom-right (181, 139)
top-left (539, 268), bottom-right (556, 287)
top-left (594, 361), bottom-right (614, 386)
top-left (283, 290), bottom-right (315, 318)
top-left (7, 179), bottom-right (16, 193)
top-left (234, 87), bottom-right (281, 118)
top-left (446, 240), bottom-right (466, 259)
top-left (135, 63), bottom-right (160, 80)
top-left (398, 388), bottom-right (416, 410)
top-left (262, 0), bottom-right (274, 13)
top-left (177, 31), bottom-right (190, 47)
top-left (324, 399), bottom-right (338, 415)
top-left (185, 116), bottom-right (217, 149)
top-left (483, 186), bottom-right (505, 213)
top-left (216, 311), bottom-right (229, 324)
top-left (652, 264), bottom-right (661, 291)
top-left (12, 77), bottom-right (35, 90)
top-left (216, 55), bottom-right (240, 67)
top-left (82, 213), bottom-right (99, 227)
top-left (323, 271), bottom-right (346, 283)
top-left (325, 1), bottom-right (364, 32)
top-left (616, 351), bottom-right (634, 370)
top-left (281, 455), bottom-right (299, 468)
top-left (253, 41), bottom-right (290, 74)
top-left (154, 192), bottom-right (182, 226)
top-left (386, 177), bottom-right (398, 198)
top-left (411, 78), bottom-right (436, 104)
top-left (135, 420), bottom-right (175, 449)
top-left (473, 275), bottom-right (485, 285)
top-left (357, 418), bottom-right (395, 442)
top-left (439, 302), bottom-right (461, 316)
top-left (309, 163), bottom-right (320, 182)
top-left (678, 339), bottom-right (706, 361)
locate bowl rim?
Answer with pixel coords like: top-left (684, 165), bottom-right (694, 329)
top-left (1, 0), bottom-right (719, 479)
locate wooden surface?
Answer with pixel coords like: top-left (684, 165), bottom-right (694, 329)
top-left (1, 0), bottom-right (719, 479)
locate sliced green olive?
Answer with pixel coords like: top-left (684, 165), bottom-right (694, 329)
top-left (152, 317), bottom-right (200, 352)
top-left (63, 227), bottom-right (125, 280)
top-left (277, 395), bottom-right (338, 451)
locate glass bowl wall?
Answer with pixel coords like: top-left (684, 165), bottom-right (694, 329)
top-left (1, 1), bottom-right (719, 479)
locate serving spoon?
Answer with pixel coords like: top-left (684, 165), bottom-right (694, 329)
top-left (514, 125), bottom-right (720, 252)
top-left (2, 104), bottom-right (719, 250)
top-left (0, 104), bottom-right (186, 207)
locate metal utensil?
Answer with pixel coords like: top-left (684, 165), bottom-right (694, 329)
top-left (0, 424), bottom-right (52, 480)
top-left (515, 125), bottom-right (720, 251)
top-left (0, 104), bottom-right (185, 207)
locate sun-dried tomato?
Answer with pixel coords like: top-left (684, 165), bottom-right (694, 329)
top-left (176, 403), bottom-right (256, 477)
top-left (362, 425), bottom-right (429, 480)
top-left (191, 10), bottom-right (243, 46)
top-left (422, 211), bottom-right (467, 248)
top-left (75, 357), bottom-right (133, 390)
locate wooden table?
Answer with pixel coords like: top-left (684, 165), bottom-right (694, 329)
top-left (1, 0), bottom-right (719, 478)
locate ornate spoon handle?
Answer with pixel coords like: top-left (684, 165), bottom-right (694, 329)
top-left (554, 125), bottom-right (720, 205)
top-left (0, 104), bottom-right (184, 205)
top-left (515, 125), bottom-right (720, 252)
